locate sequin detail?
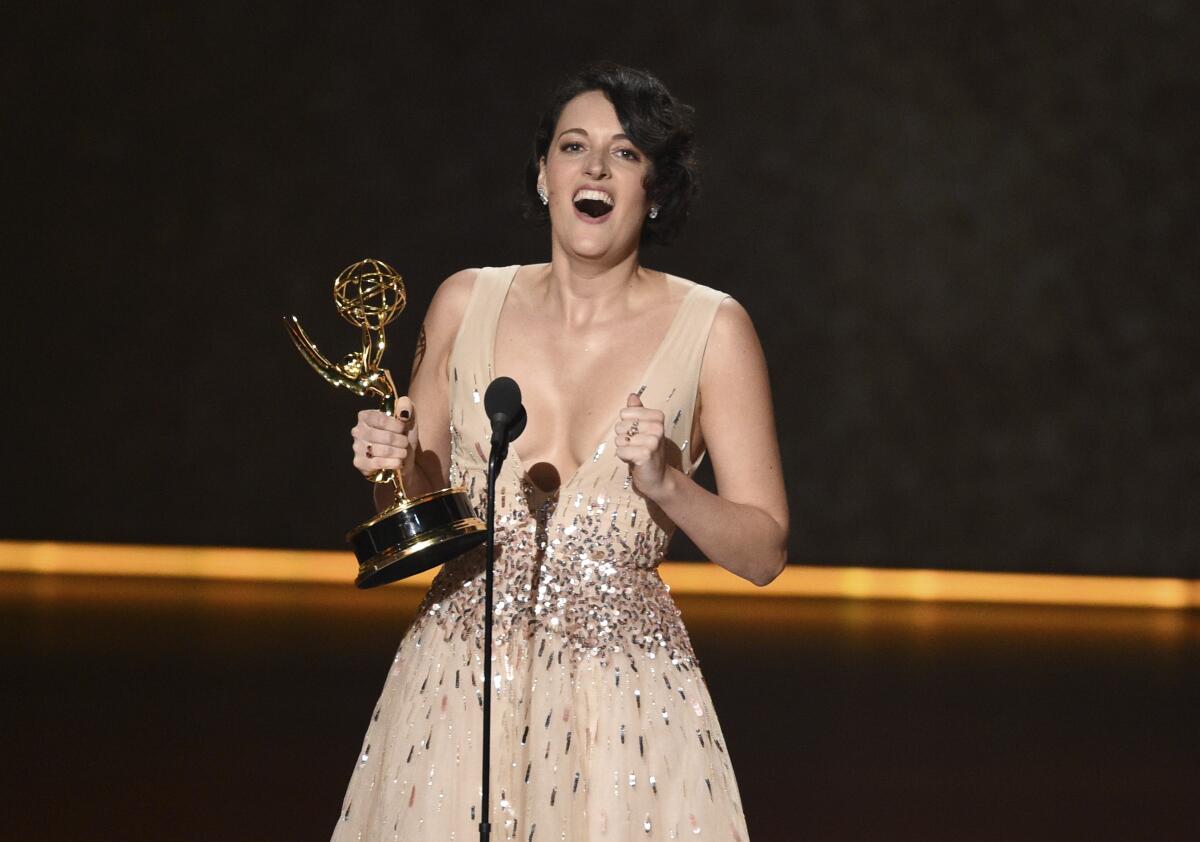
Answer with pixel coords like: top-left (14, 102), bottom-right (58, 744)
top-left (414, 472), bottom-right (696, 669)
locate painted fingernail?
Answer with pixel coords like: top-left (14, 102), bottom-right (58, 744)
top-left (399, 409), bottom-right (410, 419)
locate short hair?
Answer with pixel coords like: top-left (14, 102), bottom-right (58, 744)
top-left (525, 62), bottom-right (699, 246)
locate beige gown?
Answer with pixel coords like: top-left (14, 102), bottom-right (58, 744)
top-left (332, 266), bottom-right (750, 841)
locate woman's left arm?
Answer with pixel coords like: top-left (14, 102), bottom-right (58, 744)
top-left (616, 298), bottom-right (789, 586)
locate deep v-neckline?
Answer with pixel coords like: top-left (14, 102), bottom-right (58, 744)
top-left (486, 266), bottom-right (698, 491)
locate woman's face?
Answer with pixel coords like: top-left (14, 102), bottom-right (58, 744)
top-left (539, 90), bottom-right (652, 262)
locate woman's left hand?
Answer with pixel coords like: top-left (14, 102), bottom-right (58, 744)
top-left (614, 393), bottom-right (669, 499)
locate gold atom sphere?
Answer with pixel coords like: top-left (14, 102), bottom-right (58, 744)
top-left (333, 258), bottom-right (407, 331)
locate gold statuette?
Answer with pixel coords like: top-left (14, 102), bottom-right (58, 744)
top-left (285, 259), bottom-right (485, 588)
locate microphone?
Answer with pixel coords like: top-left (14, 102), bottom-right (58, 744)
top-left (484, 376), bottom-right (527, 450)
top-left (480, 376), bottom-right (527, 842)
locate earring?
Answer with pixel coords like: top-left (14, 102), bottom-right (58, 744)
top-left (537, 186), bottom-right (548, 205)
top-left (648, 205), bottom-right (659, 219)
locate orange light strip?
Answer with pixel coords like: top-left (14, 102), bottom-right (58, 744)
top-left (1, 540), bottom-right (1196, 609)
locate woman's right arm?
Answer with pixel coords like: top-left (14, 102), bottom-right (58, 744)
top-left (350, 268), bottom-right (479, 511)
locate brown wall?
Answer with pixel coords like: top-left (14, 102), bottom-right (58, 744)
top-left (4, 3), bottom-right (1197, 575)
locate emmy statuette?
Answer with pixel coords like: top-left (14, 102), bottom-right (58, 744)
top-left (284, 259), bottom-right (486, 588)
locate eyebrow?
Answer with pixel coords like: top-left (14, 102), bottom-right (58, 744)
top-left (557, 128), bottom-right (631, 142)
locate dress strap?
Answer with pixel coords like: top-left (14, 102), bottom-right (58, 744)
top-left (447, 266), bottom-right (520, 463)
top-left (450, 265), bottom-right (519, 383)
top-left (638, 283), bottom-right (730, 474)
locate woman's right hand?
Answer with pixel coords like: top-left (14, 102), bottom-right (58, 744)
top-left (351, 397), bottom-right (418, 481)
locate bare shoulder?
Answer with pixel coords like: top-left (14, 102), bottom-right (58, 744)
top-left (709, 296), bottom-right (758, 346)
top-left (423, 267), bottom-right (480, 336)
top-left (704, 295), bottom-right (763, 375)
top-left (411, 268), bottom-right (482, 383)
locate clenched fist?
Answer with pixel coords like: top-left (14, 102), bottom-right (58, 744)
top-left (614, 393), bottom-right (668, 498)
top-left (351, 396), bottom-right (418, 481)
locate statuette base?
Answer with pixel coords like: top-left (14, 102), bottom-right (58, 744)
top-left (346, 486), bottom-right (486, 589)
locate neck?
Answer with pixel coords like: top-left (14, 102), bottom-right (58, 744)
top-left (539, 240), bottom-right (646, 324)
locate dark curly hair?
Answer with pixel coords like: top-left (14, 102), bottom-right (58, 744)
top-left (525, 62), bottom-right (699, 247)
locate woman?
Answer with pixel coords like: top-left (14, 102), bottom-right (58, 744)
top-left (335, 63), bottom-right (788, 840)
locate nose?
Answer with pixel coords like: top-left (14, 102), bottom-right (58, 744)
top-left (584, 148), bottom-right (610, 179)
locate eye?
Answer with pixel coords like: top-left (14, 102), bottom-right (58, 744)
top-left (560, 141), bottom-right (584, 153)
top-left (614, 147), bottom-right (642, 162)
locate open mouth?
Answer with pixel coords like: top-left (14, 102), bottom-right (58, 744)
top-left (573, 188), bottom-right (614, 219)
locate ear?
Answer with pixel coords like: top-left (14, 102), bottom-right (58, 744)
top-left (537, 156), bottom-right (547, 192)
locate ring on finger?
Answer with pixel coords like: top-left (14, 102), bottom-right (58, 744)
top-left (365, 443), bottom-right (374, 458)
top-left (629, 419), bottom-right (640, 435)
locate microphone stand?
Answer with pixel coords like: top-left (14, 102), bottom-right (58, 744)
top-left (478, 377), bottom-right (524, 842)
top-left (479, 434), bottom-right (508, 842)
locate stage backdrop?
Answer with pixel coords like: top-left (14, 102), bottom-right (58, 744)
top-left (4, 3), bottom-right (1196, 577)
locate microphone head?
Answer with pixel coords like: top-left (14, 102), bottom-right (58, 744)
top-left (484, 376), bottom-right (522, 419)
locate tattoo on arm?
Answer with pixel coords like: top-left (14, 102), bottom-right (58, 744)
top-left (411, 324), bottom-right (427, 379)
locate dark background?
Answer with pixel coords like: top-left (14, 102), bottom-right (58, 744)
top-left (6, 576), bottom-right (1198, 842)
top-left (4, 2), bottom-right (1197, 576)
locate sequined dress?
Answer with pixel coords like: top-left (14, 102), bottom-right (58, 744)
top-left (332, 266), bottom-right (750, 841)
